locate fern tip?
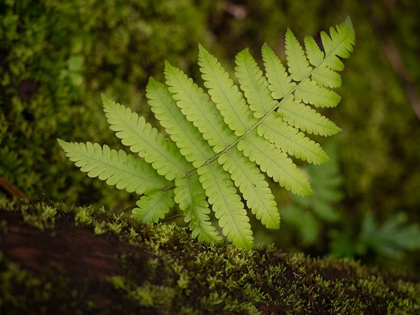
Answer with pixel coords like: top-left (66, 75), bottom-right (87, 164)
top-left (101, 93), bottom-right (109, 103)
top-left (345, 16), bottom-right (353, 27)
top-left (57, 138), bottom-right (67, 147)
top-left (164, 60), bottom-right (173, 69)
top-left (261, 43), bottom-right (269, 51)
top-left (148, 76), bottom-right (157, 85)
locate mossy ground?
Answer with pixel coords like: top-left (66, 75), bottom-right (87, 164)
top-left (0, 198), bottom-right (419, 314)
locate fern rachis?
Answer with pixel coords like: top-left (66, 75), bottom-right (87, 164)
top-left (59, 18), bottom-right (355, 249)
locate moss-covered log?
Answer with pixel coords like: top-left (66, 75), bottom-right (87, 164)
top-left (0, 198), bottom-right (419, 314)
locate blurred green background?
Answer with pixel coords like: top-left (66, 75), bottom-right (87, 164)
top-left (1, 0), bottom-right (420, 272)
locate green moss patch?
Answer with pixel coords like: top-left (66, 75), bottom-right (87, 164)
top-left (1, 198), bottom-right (419, 314)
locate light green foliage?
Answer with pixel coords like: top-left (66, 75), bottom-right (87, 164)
top-left (133, 190), bottom-right (175, 224)
top-left (58, 140), bottom-right (168, 194)
top-left (59, 19), bottom-right (355, 249)
top-left (277, 96), bottom-right (341, 136)
top-left (174, 174), bottom-right (222, 243)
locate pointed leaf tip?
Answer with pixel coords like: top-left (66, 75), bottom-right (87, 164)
top-left (57, 138), bottom-right (66, 147)
top-left (346, 16), bottom-right (354, 32)
top-left (261, 43), bottom-right (269, 52)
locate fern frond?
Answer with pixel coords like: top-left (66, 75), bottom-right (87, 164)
top-left (235, 48), bottom-right (278, 118)
top-left (198, 162), bottom-right (253, 249)
top-left (239, 133), bottom-right (313, 196)
top-left (132, 190), bottom-right (175, 224)
top-left (235, 50), bottom-right (328, 164)
top-left (165, 60), bottom-right (282, 229)
top-left (175, 174), bottom-right (222, 243)
top-left (58, 140), bottom-right (168, 194)
top-left (295, 79), bottom-right (341, 108)
top-left (258, 115), bottom-right (330, 164)
top-left (164, 62), bottom-right (236, 154)
top-left (197, 47), bottom-right (281, 228)
top-left (304, 36), bottom-right (324, 67)
top-left (261, 43), bottom-right (296, 99)
top-left (320, 17), bottom-right (355, 71)
top-left (147, 78), bottom-right (227, 242)
top-left (148, 76), bottom-right (274, 241)
top-left (285, 28), bottom-right (312, 81)
top-left (198, 44), bottom-right (254, 136)
top-left (60, 19), bottom-right (355, 250)
top-left (220, 150), bottom-right (280, 229)
top-left (102, 95), bottom-right (190, 181)
top-left (277, 95), bottom-right (341, 136)
top-left (146, 78), bottom-right (214, 168)
top-left (311, 64), bottom-right (342, 88)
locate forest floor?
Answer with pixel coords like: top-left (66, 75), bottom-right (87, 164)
top-left (1, 198), bottom-right (419, 314)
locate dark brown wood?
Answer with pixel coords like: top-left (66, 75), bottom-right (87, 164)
top-left (0, 177), bottom-right (29, 200)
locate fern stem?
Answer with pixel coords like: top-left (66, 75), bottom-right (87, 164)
top-left (159, 214), bottom-right (184, 223)
top-left (162, 183), bottom-right (176, 191)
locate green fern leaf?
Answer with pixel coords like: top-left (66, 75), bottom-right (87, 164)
top-left (235, 49), bottom-right (328, 164)
top-left (258, 115), bottom-right (330, 164)
top-left (197, 47), bottom-right (280, 228)
top-left (148, 75), bottom-right (276, 239)
top-left (164, 62), bottom-right (236, 154)
top-left (320, 17), bottom-right (355, 71)
top-left (295, 79), bottom-right (341, 108)
top-left (235, 48), bottom-right (278, 118)
top-left (285, 28), bottom-right (312, 81)
top-left (261, 43), bottom-right (296, 99)
top-left (58, 140), bottom-right (167, 194)
top-left (198, 44), bottom-right (254, 136)
top-left (198, 162), bottom-right (253, 249)
top-left (102, 95), bottom-right (190, 181)
top-left (146, 78), bottom-right (213, 169)
top-left (311, 64), bottom-right (342, 88)
top-left (147, 78), bottom-right (227, 241)
top-left (133, 190), bottom-right (175, 224)
top-left (220, 149), bottom-right (280, 229)
top-left (277, 95), bottom-right (341, 136)
top-left (59, 19), bottom-right (355, 250)
top-left (304, 36), bottom-right (324, 67)
top-left (165, 60), bottom-right (282, 229)
top-left (304, 36), bottom-right (341, 88)
top-left (175, 174), bottom-right (222, 243)
top-left (239, 133), bottom-right (313, 196)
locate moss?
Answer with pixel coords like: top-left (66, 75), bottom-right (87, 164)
top-left (1, 198), bottom-right (419, 314)
top-left (0, 0), bottom-right (213, 209)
